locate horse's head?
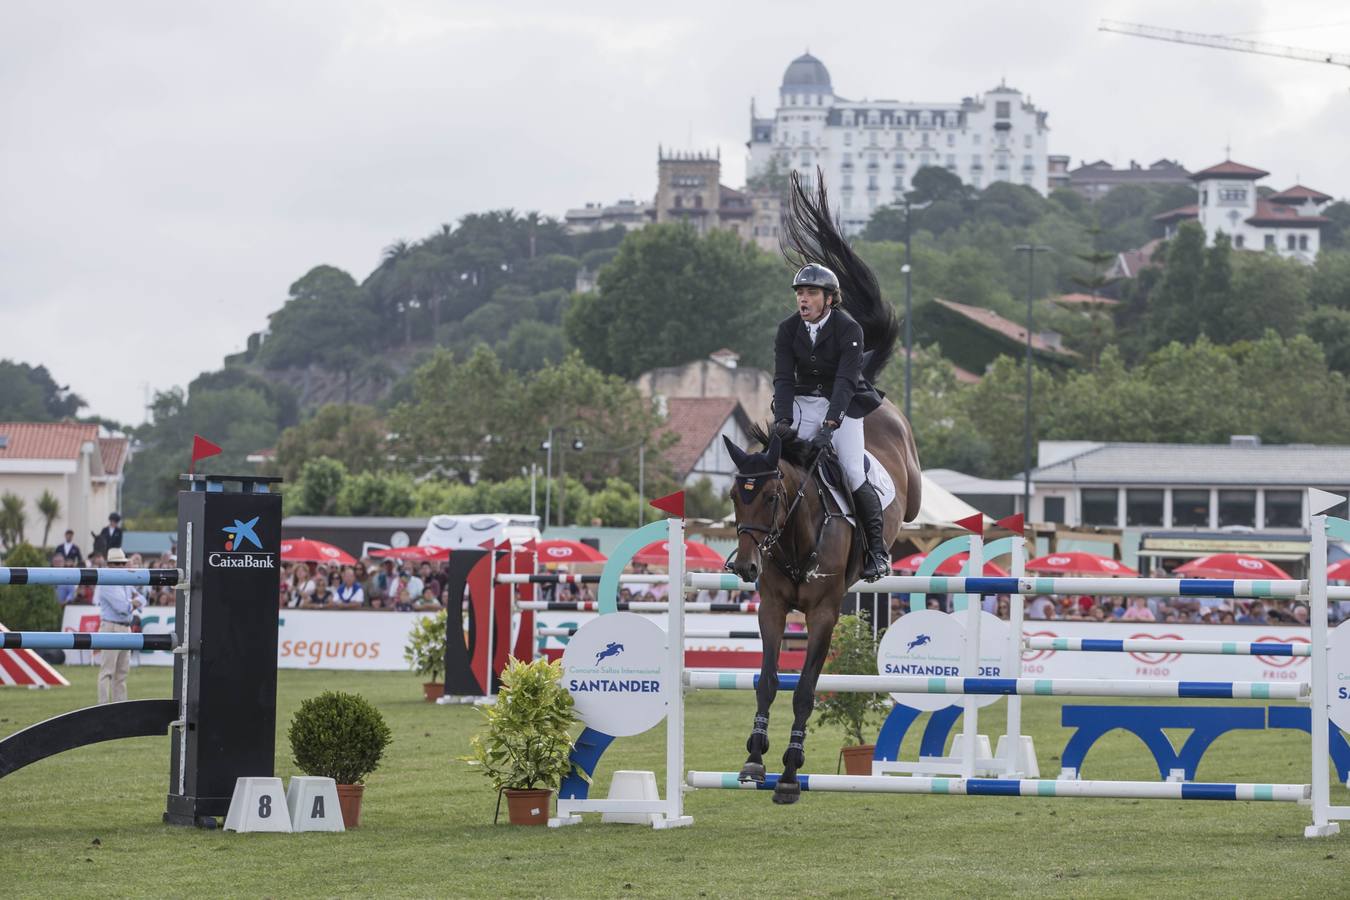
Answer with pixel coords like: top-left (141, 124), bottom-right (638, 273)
top-left (721, 433), bottom-right (783, 584)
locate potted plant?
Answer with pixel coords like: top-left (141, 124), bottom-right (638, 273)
top-left (811, 614), bottom-right (890, 775)
top-left (288, 690), bottom-right (393, 827)
top-left (463, 656), bottom-right (584, 825)
top-left (404, 609), bottom-right (448, 701)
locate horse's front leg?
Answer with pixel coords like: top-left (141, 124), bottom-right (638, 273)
top-left (740, 599), bottom-right (787, 783)
top-left (774, 599), bottom-right (840, 805)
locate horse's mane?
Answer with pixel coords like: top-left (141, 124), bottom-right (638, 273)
top-left (747, 423), bottom-right (812, 469)
top-left (780, 168), bottom-right (900, 383)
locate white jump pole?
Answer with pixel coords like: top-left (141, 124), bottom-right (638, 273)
top-left (1307, 502), bottom-right (1345, 837)
top-left (1003, 527), bottom-right (1026, 777)
top-left (660, 513), bottom-right (692, 828)
top-left (959, 531), bottom-right (983, 778)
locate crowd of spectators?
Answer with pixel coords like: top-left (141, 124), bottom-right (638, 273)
top-left (46, 546), bottom-right (1344, 626)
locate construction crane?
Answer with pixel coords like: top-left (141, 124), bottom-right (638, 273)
top-left (1099, 19), bottom-right (1350, 70)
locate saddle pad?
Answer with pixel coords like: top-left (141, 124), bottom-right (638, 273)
top-left (820, 451), bottom-right (896, 528)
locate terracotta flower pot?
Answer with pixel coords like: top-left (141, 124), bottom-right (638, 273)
top-left (336, 783), bottom-right (364, 828)
top-left (841, 743), bottom-right (876, 776)
top-left (423, 681), bottom-right (443, 702)
top-left (504, 788), bottom-right (552, 826)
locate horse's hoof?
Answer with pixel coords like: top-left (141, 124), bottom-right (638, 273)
top-left (772, 781), bottom-right (801, 805)
top-left (738, 763), bottom-right (766, 783)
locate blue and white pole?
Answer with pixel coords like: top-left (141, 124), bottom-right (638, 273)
top-left (0, 567), bottom-right (183, 587)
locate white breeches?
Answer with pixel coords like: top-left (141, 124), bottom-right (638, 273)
top-left (789, 395), bottom-right (867, 492)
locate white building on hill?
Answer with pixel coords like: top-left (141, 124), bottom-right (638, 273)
top-left (1154, 160), bottom-right (1331, 261)
top-left (747, 53), bottom-right (1052, 233)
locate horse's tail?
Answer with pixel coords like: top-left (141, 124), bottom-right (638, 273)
top-left (780, 168), bottom-right (900, 383)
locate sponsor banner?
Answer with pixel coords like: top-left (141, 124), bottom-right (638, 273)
top-left (877, 610), bottom-right (1010, 710)
top-left (537, 611), bottom-right (1321, 682)
top-left (1331, 619), bottom-right (1350, 731)
top-left (561, 613), bottom-right (668, 736)
top-left (60, 605), bottom-right (440, 670)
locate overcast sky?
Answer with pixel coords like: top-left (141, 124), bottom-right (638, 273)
top-left (3, 0), bottom-right (1349, 425)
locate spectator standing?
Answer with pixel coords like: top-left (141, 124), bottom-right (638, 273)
top-left (335, 567), bottom-right (365, 607)
top-left (50, 553), bottom-right (77, 606)
top-left (92, 513), bottom-right (124, 558)
top-left (94, 548), bottom-right (144, 704)
top-left (1121, 597), bottom-right (1156, 622)
top-left (1027, 594), bottom-right (1055, 620)
top-left (57, 529), bottom-right (83, 564)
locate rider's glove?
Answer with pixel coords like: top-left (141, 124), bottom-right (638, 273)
top-left (809, 422), bottom-right (837, 454)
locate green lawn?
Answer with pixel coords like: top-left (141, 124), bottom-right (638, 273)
top-left (1, 667), bottom-right (1345, 898)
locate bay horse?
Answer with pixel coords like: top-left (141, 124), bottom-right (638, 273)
top-left (721, 167), bottom-right (922, 803)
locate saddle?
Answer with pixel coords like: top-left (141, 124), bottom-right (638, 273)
top-left (814, 449), bottom-right (897, 525)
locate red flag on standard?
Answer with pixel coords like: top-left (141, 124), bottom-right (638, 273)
top-left (190, 434), bottom-right (222, 474)
top-left (997, 513), bottom-right (1025, 534)
top-left (650, 491), bottom-right (685, 518)
top-left (955, 513), bottom-right (984, 536)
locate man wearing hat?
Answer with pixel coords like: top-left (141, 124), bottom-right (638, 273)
top-left (93, 512), bottom-right (124, 558)
top-left (95, 548), bottom-right (145, 704)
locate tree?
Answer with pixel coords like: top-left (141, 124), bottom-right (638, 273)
top-left (1195, 232), bottom-right (1233, 340)
top-left (908, 166), bottom-right (969, 206)
top-left (258, 266), bottom-right (381, 402)
top-left (685, 477), bottom-right (731, 522)
top-left (0, 493), bottom-right (27, 548)
top-left (291, 457), bottom-right (348, 516)
top-left (0, 543), bottom-right (58, 630)
top-left (274, 404), bottom-right (388, 484)
top-left (1221, 250), bottom-right (1309, 342)
top-left (1309, 251), bottom-right (1350, 310)
top-left (1146, 221), bottom-right (1206, 347)
top-left (0, 361), bottom-right (85, 421)
top-left (565, 224), bottom-right (784, 377)
top-left (1303, 306), bottom-right (1350, 374)
top-left (1321, 201), bottom-right (1350, 252)
top-left (336, 471), bottom-right (416, 517)
top-left (36, 490), bottom-right (60, 549)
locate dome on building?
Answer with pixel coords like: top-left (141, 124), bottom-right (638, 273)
top-left (781, 53), bottom-right (832, 93)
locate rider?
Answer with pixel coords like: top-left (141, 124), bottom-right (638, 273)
top-left (771, 263), bottom-right (890, 582)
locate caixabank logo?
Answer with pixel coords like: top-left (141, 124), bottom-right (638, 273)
top-left (208, 516), bottom-right (276, 570)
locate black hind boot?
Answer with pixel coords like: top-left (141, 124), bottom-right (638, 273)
top-left (852, 481), bottom-right (890, 582)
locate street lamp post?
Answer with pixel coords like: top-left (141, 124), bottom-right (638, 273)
top-left (901, 197), bottom-right (930, 422)
top-left (1013, 244), bottom-right (1052, 521)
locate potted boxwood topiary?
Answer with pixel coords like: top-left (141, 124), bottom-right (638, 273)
top-left (464, 656), bottom-right (584, 825)
top-left (811, 614), bottom-right (891, 775)
top-left (288, 690), bottom-right (393, 827)
top-left (404, 609), bottom-right (448, 701)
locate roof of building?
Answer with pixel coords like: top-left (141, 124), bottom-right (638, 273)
top-left (1068, 158), bottom-right (1191, 184)
top-left (0, 422), bottom-right (101, 461)
top-left (659, 398), bottom-right (751, 478)
top-left (1153, 204), bottom-right (1198, 223)
top-left (98, 437), bottom-right (128, 475)
top-left (1112, 238), bottom-right (1165, 279)
top-left (1190, 160), bottom-right (1269, 181)
top-left (1246, 198), bottom-right (1329, 228)
top-left (1053, 292), bottom-right (1120, 307)
top-left (933, 298), bottom-right (1079, 358)
top-left (781, 53), bottom-right (832, 92)
top-left (1268, 184), bottom-right (1333, 204)
top-left (1030, 441), bottom-right (1350, 485)
top-left (951, 363), bottom-right (982, 384)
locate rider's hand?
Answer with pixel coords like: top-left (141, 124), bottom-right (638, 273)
top-left (771, 420), bottom-right (795, 441)
top-left (809, 423), bottom-right (836, 453)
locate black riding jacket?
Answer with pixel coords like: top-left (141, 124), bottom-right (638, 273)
top-left (771, 307), bottom-right (882, 424)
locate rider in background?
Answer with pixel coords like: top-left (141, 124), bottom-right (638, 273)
top-left (771, 263), bottom-right (889, 582)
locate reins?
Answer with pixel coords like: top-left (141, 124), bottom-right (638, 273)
top-left (731, 450), bottom-right (849, 584)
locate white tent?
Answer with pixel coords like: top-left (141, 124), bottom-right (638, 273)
top-left (902, 474), bottom-right (994, 529)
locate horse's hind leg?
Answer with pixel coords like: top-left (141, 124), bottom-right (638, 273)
top-left (774, 601), bottom-right (840, 805)
top-left (740, 600), bottom-right (787, 783)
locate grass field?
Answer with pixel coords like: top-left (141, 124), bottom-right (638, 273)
top-left (1, 667), bottom-right (1346, 898)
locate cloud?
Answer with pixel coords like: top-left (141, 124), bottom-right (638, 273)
top-left (1, 0), bottom-right (1347, 423)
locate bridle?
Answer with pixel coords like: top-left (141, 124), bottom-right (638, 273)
top-left (730, 452), bottom-right (842, 584)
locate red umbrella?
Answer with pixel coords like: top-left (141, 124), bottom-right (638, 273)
top-left (535, 539), bottom-right (608, 564)
top-left (1328, 559), bottom-right (1350, 582)
top-left (369, 545), bottom-right (451, 562)
top-left (891, 551), bottom-right (1009, 577)
top-left (1026, 551), bottom-right (1139, 577)
top-left (281, 538), bottom-right (357, 566)
top-left (633, 540), bottom-right (726, 570)
top-left (1174, 553), bottom-right (1291, 580)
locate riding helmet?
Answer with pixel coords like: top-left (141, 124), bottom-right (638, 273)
top-left (791, 263), bottom-right (839, 294)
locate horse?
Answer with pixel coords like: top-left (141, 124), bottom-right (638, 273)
top-left (722, 400), bottom-right (921, 803)
top-left (720, 167), bottom-right (922, 804)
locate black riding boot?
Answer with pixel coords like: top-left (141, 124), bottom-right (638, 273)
top-left (852, 481), bottom-right (890, 582)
